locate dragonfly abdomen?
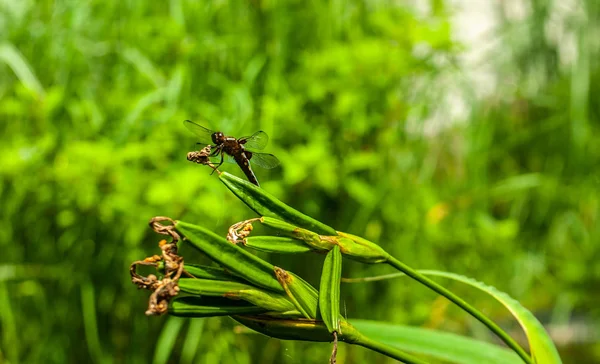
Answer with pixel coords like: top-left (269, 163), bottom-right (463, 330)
top-left (234, 152), bottom-right (260, 187)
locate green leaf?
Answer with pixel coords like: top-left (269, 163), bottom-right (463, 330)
top-left (175, 220), bottom-right (284, 293)
top-left (319, 245), bottom-right (342, 333)
top-left (418, 271), bottom-right (562, 364)
top-left (351, 319), bottom-right (522, 364)
top-left (218, 172), bottom-right (338, 236)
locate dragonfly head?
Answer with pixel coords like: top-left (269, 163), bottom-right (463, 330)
top-left (211, 131), bottom-right (225, 144)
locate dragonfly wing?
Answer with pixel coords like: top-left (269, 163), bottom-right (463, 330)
top-left (192, 142), bottom-right (209, 150)
top-left (248, 152), bottom-right (280, 169)
top-left (224, 153), bottom-right (238, 165)
top-left (183, 120), bottom-right (214, 144)
top-left (240, 130), bottom-right (269, 150)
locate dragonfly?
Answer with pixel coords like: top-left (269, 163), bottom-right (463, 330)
top-left (183, 120), bottom-right (280, 187)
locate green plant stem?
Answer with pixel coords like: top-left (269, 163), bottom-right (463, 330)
top-left (386, 256), bottom-right (532, 364)
top-left (349, 329), bottom-right (428, 364)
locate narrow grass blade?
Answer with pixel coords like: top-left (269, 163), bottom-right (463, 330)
top-left (81, 281), bottom-right (108, 364)
top-left (180, 319), bottom-right (205, 364)
top-left (0, 42), bottom-right (45, 98)
top-left (153, 317), bottom-right (185, 364)
top-left (0, 283), bottom-right (18, 363)
top-left (121, 47), bottom-right (165, 87)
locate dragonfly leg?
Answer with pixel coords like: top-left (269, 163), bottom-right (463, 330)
top-left (209, 146), bottom-right (220, 157)
top-left (210, 152), bottom-right (224, 175)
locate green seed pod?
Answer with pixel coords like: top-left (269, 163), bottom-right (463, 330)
top-left (245, 236), bottom-right (314, 254)
top-left (257, 216), bottom-right (299, 234)
top-left (169, 296), bottom-right (267, 317)
top-left (178, 278), bottom-right (296, 312)
top-left (219, 172), bottom-right (338, 236)
top-left (250, 217), bottom-right (388, 262)
top-left (233, 316), bottom-right (334, 342)
top-left (274, 267), bottom-right (319, 319)
top-left (183, 263), bottom-right (241, 281)
top-left (319, 245), bottom-right (342, 333)
top-left (259, 216), bottom-right (333, 251)
top-left (175, 220), bottom-right (284, 293)
top-left (232, 316), bottom-right (359, 344)
top-left (328, 232), bottom-right (390, 263)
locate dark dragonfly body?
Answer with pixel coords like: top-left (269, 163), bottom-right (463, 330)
top-left (184, 120), bottom-right (279, 187)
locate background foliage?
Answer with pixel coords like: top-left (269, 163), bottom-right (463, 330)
top-left (1, 0), bottom-right (598, 363)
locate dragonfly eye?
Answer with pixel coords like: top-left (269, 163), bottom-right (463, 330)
top-left (212, 132), bottom-right (224, 144)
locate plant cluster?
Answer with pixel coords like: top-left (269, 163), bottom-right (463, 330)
top-left (131, 171), bottom-right (561, 363)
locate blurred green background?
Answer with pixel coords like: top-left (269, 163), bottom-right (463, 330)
top-left (1, 0), bottom-right (599, 363)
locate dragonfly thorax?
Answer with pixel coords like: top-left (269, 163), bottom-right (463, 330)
top-left (211, 131), bottom-right (225, 144)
